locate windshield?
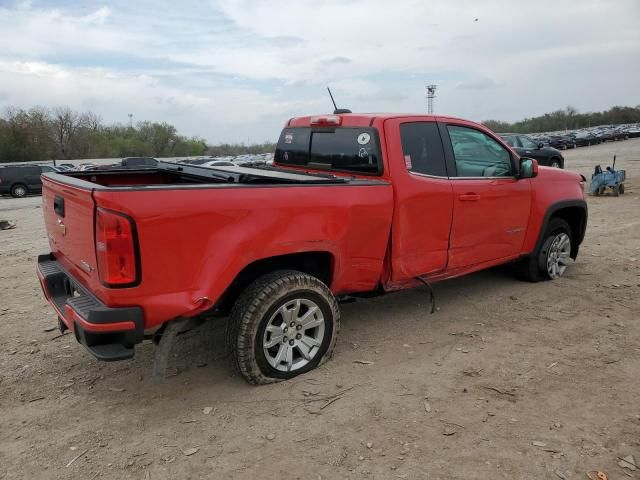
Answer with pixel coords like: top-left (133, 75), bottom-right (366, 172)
top-left (275, 127), bottom-right (382, 174)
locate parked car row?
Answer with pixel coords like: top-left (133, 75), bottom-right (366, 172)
top-left (529, 123), bottom-right (639, 151)
top-left (0, 157), bottom-right (161, 197)
top-left (178, 153), bottom-right (274, 168)
top-left (0, 154), bottom-right (278, 198)
top-left (498, 133), bottom-right (565, 168)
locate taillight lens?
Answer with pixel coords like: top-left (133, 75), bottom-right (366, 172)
top-left (95, 208), bottom-right (139, 287)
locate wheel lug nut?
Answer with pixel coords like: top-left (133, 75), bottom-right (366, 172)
top-left (296, 333), bottom-right (301, 340)
top-left (283, 326), bottom-right (288, 333)
top-left (289, 339), bottom-right (294, 346)
top-left (296, 325), bottom-right (302, 330)
top-left (290, 322), bottom-right (295, 327)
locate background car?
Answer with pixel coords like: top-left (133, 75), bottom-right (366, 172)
top-left (573, 131), bottom-right (599, 147)
top-left (0, 164), bottom-right (57, 197)
top-left (499, 133), bottom-right (565, 168)
top-left (121, 157), bottom-right (158, 168)
top-left (202, 160), bottom-right (236, 167)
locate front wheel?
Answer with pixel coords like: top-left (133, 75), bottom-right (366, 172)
top-left (227, 270), bottom-right (340, 385)
top-left (550, 158), bottom-right (562, 168)
top-left (518, 218), bottom-right (573, 282)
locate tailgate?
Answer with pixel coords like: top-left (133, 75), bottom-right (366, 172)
top-left (42, 175), bottom-right (99, 287)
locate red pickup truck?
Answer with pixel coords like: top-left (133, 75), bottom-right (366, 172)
top-left (37, 113), bottom-right (587, 384)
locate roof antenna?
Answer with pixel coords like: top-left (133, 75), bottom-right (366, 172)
top-left (327, 87), bottom-right (352, 114)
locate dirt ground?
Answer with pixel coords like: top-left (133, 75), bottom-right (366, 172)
top-left (1, 140), bottom-right (639, 480)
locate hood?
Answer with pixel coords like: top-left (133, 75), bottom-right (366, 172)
top-left (536, 165), bottom-right (582, 183)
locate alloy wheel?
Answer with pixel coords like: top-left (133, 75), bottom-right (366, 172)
top-left (546, 233), bottom-right (571, 279)
top-left (262, 298), bottom-right (325, 372)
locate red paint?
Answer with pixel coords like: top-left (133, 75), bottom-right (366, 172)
top-left (39, 113), bottom-right (586, 333)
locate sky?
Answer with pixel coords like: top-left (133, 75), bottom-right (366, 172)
top-left (0, 0), bottom-right (638, 143)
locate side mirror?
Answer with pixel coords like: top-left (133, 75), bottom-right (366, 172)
top-left (537, 142), bottom-right (544, 149)
top-left (519, 157), bottom-right (538, 179)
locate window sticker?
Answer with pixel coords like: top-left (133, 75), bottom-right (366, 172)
top-left (404, 155), bottom-right (412, 169)
top-left (357, 132), bottom-right (371, 145)
top-left (358, 147), bottom-right (369, 159)
top-left (284, 133), bottom-right (293, 144)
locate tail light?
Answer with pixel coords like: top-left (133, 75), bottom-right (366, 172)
top-left (95, 208), bottom-right (140, 287)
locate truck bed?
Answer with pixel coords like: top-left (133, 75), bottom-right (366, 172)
top-left (58, 161), bottom-right (357, 189)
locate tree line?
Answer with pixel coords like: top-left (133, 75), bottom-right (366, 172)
top-left (482, 105), bottom-right (640, 134)
top-left (4, 104), bottom-right (637, 163)
top-left (0, 106), bottom-right (211, 163)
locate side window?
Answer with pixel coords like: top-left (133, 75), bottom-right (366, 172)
top-left (519, 136), bottom-right (538, 149)
top-left (501, 135), bottom-right (519, 148)
top-left (447, 125), bottom-right (513, 178)
top-left (399, 122), bottom-right (447, 177)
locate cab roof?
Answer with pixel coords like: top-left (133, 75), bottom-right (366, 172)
top-left (287, 113), bottom-right (472, 128)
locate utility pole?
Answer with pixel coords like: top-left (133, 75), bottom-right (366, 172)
top-left (128, 113), bottom-right (133, 128)
top-left (426, 85), bottom-right (437, 114)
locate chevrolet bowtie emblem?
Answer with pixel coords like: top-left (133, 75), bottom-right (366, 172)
top-left (57, 219), bottom-right (66, 236)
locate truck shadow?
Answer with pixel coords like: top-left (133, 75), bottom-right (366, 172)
top-left (133, 264), bottom-right (520, 386)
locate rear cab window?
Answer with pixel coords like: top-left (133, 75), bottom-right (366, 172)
top-left (275, 127), bottom-right (382, 175)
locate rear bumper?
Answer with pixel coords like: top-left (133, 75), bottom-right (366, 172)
top-left (37, 254), bottom-right (144, 361)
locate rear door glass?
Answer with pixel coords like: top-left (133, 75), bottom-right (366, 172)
top-left (399, 122), bottom-right (447, 176)
top-left (276, 127), bottom-right (381, 175)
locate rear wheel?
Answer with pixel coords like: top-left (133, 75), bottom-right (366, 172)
top-left (227, 270), bottom-right (340, 385)
top-left (10, 184), bottom-right (27, 198)
top-left (518, 218), bottom-right (573, 282)
top-left (550, 158), bottom-right (561, 168)
top-left (619, 183), bottom-right (625, 194)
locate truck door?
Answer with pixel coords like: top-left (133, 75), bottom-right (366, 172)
top-left (440, 123), bottom-right (531, 268)
top-left (384, 118), bottom-right (454, 282)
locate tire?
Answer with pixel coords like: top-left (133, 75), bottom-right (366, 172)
top-left (227, 270), bottom-right (340, 385)
top-left (619, 183), bottom-right (625, 195)
top-left (518, 218), bottom-right (572, 282)
top-left (10, 184), bottom-right (27, 198)
top-left (612, 184), bottom-right (620, 197)
top-left (550, 158), bottom-right (561, 168)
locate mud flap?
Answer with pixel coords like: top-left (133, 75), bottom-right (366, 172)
top-left (151, 317), bottom-right (202, 382)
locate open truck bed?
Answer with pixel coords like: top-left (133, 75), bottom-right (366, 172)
top-left (58, 161), bottom-right (355, 188)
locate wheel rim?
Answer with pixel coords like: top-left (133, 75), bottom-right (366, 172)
top-left (262, 298), bottom-right (325, 372)
top-left (551, 160), bottom-right (560, 168)
top-left (546, 233), bottom-right (571, 279)
top-left (13, 186), bottom-right (26, 197)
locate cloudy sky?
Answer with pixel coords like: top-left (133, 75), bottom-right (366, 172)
top-left (0, 0), bottom-right (638, 143)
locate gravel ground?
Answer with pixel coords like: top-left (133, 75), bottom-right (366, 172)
top-left (1, 139), bottom-right (639, 480)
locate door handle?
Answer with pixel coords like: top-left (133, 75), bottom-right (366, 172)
top-left (459, 193), bottom-right (480, 201)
